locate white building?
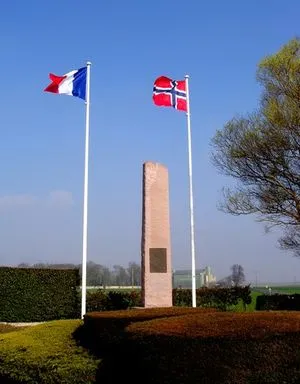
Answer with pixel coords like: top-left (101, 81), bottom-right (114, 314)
top-left (173, 266), bottom-right (216, 288)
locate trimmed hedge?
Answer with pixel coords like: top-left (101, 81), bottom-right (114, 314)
top-left (80, 307), bottom-right (218, 354)
top-left (0, 320), bottom-right (100, 384)
top-left (86, 289), bottom-right (142, 312)
top-left (127, 311), bottom-right (300, 338)
top-left (97, 311), bottom-right (300, 383)
top-left (3, 310), bottom-right (300, 383)
top-left (256, 293), bottom-right (300, 310)
top-left (173, 285), bottom-right (252, 310)
top-left (84, 286), bottom-right (252, 312)
top-left (0, 267), bottom-right (80, 322)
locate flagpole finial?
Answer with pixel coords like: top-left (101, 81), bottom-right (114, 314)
top-left (185, 74), bottom-right (189, 79)
top-left (86, 61), bottom-right (92, 66)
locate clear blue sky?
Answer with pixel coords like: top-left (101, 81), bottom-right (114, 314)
top-left (0, 0), bottom-right (299, 284)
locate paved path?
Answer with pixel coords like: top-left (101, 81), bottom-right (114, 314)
top-left (0, 322), bottom-right (44, 327)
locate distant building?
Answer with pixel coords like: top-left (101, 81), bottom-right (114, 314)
top-left (173, 266), bottom-right (216, 288)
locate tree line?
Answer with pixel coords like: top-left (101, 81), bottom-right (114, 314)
top-left (16, 261), bottom-right (247, 288)
top-left (217, 264), bottom-right (246, 287)
top-left (17, 261), bottom-right (141, 287)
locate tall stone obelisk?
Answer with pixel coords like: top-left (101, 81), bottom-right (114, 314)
top-left (141, 161), bottom-right (172, 307)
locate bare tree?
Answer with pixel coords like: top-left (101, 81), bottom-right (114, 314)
top-left (127, 262), bottom-right (141, 286)
top-left (14, 260), bottom-right (142, 287)
top-left (230, 264), bottom-right (245, 286)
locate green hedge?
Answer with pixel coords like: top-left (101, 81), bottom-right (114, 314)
top-left (256, 293), bottom-right (300, 310)
top-left (0, 267), bottom-right (80, 322)
top-left (0, 274), bottom-right (252, 322)
top-left (84, 286), bottom-right (252, 313)
top-left (0, 320), bottom-right (100, 384)
top-left (173, 286), bottom-right (252, 310)
top-left (86, 289), bottom-right (142, 312)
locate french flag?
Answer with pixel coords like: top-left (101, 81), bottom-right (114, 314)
top-left (44, 67), bottom-right (87, 101)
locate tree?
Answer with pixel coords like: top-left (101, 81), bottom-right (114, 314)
top-left (112, 265), bottom-right (130, 286)
top-left (85, 261), bottom-right (103, 286)
top-left (216, 275), bottom-right (232, 288)
top-left (13, 260), bottom-right (142, 287)
top-left (101, 267), bottom-right (112, 287)
top-left (211, 38), bottom-right (300, 255)
top-left (17, 263), bottom-right (30, 268)
top-left (230, 264), bottom-right (245, 286)
top-left (127, 262), bottom-right (141, 286)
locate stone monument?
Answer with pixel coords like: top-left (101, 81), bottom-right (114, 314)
top-left (141, 161), bottom-right (172, 307)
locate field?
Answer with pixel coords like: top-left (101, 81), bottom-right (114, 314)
top-left (255, 285), bottom-right (300, 294)
top-left (268, 286), bottom-right (300, 294)
top-left (86, 285), bottom-right (300, 293)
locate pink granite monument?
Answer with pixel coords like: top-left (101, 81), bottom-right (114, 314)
top-left (141, 161), bottom-right (172, 307)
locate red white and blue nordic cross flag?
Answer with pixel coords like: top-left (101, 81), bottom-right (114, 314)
top-left (44, 67), bottom-right (87, 101)
top-left (152, 76), bottom-right (187, 112)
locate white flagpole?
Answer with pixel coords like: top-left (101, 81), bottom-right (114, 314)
top-left (185, 74), bottom-right (196, 308)
top-left (81, 61), bottom-right (91, 318)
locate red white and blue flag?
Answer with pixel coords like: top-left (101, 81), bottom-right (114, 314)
top-left (152, 76), bottom-right (187, 112)
top-left (44, 67), bottom-right (87, 101)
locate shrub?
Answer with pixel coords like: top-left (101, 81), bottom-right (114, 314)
top-left (0, 267), bottom-right (80, 322)
top-left (256, 293), bottom-right (300, 310)
top-left (0, 320), bottom-right (100, 384)
top-left (173, 286), bottom-right (252, 310)
top-left (84, 287), bottom-right (252, 313)
top-left (106, 311), bottom-right (300, 384)
top-left (80, 307), bottom-right (218, 355)
top-left (106, 290), bottom-right (142, 310)
top-left (86, 290), bottom-right (108, 312)
top-left (85, 289), bottom-right (142, 312)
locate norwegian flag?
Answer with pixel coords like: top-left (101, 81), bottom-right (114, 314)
top-left (152, 76), bottom-right (187, 112)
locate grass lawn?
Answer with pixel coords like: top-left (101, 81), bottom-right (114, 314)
top-left (270, 286), bottom-right (300, 294)
top-left (0, 320), bottom-right (100, 384)
top-left (229, 291), bottom-right (262, 312)
top-left (255, 285), bottom-right (300, 294)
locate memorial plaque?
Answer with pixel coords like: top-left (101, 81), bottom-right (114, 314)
top-left (150, 248), bottom-right (167, 273)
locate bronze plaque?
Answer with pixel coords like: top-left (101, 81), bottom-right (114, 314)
top-left (150, 248), bottom-right (167, 273)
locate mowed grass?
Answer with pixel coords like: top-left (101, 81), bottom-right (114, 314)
top-left (0, 320), bottom-right (100, 384)
top-left (256, 285), bottom-right (300, 294)
top-left (229, 291), bottom-right (262, 312)
top-left (271, 286), bottom-right (300, 294)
